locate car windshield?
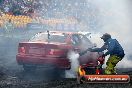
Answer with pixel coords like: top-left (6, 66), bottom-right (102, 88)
top-left (29, 32), bottom-right (67, 43)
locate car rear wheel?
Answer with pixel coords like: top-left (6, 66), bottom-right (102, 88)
top-left (58, 69), bottom-right (65, 78)
top-left (53, 68), bottom-right (65, 79)
top-left (23, 65), bottom-right (37, 72)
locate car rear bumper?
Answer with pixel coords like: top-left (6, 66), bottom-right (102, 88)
top-left (16, 54), bottom-right (71, 70)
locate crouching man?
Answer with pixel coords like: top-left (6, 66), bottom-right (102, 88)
top-left (89, 33), bottom-right (125, 74)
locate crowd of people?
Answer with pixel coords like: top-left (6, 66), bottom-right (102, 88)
top-left (0, 0), bottom-right (44, 16)
top-left (0, 0), bottom-right (55, 28)
top-left (0, 0), bottom-right (76, 36)
top-left (0, 0), bottom-right (49, 29)
top-left (0, 0), bottom-right (46, 37)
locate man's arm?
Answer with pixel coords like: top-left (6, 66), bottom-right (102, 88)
top-left (90, 43), bottom-right (107, 52)
top-left (79, 43), bottom-right (107, 56)
top-left (79, 46), bottom-right (105, 56)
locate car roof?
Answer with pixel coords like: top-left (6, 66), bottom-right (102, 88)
top-left (38, 31), bottom-right (90, 35)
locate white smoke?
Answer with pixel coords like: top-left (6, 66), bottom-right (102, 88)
top-left (65, 51), bottom-right (79, 78)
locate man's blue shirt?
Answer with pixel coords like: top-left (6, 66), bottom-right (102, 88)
top-left (91, 38), bottom-right (125, 58)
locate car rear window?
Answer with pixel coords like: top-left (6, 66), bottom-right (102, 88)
top-left (29, 33), bottom-right (67, 43)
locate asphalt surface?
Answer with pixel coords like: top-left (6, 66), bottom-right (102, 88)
top-left (0, 76), bottom-right (132, 88)
top-left (0, 68), bottom-right (132, 88)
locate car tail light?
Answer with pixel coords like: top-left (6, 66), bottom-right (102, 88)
top-left (19, 47), bottom-right (26, 54)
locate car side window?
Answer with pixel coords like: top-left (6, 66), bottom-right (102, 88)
top-left (71, 34), bottom-right (82, 46)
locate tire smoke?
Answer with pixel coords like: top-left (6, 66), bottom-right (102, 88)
top-left (65, 51), bottom-right (79, 78)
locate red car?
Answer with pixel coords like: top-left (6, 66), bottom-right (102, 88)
top-left (16, 31), bottom-right (103, 77)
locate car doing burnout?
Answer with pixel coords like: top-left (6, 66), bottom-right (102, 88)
top-left (16, 31), bottom-right (103, 76)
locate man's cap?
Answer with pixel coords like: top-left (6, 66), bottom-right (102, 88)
top-left (100, 33), bottom-right (111, 39)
